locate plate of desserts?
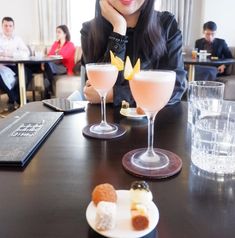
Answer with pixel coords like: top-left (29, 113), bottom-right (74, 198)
top-left (120, 101), bottom-right (146, 120)
top-left (86, 181), bottom-right (159, 238)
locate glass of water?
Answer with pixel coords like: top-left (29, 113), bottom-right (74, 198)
top-left (191, 101), bottom-right (235, 175)
top-left (187, 81), bottom-right (225, 125)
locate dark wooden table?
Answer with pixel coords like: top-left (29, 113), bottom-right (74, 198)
top-left (0, 101), bottom-right (234, 238)
top-left (184, 56), bottom-right (235, 81)
top-left (0, 56), bottom-right (62, 106)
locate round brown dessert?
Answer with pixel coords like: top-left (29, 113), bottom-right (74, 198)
top-left (132, 214), bottom-right (149, 231)
top-left (131, 204), bottom-right (149, 230)
top-left (92, 183), bottom-right (117, 205)
top-left (136, 107), bottom-right (145, 115)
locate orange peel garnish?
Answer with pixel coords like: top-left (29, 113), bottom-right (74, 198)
top-left (124, 57), bottom-right (140, 80)
top-left (110, 51), bottom-right (124, 71)
top-left (124, 56), bottom-right (133, 80)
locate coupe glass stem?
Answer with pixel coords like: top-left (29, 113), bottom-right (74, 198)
top-left (146, 113), bottom-right (157, 157)
top-left (100, 93), bottom-right (108, 126)
top-left (89, 91), bottom-right (118, 134)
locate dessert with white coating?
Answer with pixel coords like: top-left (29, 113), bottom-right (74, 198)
top-left (95, 201), bottom-right (117, 231)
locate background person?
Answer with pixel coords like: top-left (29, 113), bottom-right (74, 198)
top-left (81, 0), bottom-right (186, 106)
top-left (194, 21), bottom-right (233, 81)
top-left (44, 25), bottom-right (75, 98)
top-left (0, 16), bottom-right (31, 110)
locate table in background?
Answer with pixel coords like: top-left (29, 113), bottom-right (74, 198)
top-left (184, 56), bottom-right (235, 81)
top-left (0, 101), bottom-right (234, 238)
top-left (0, 56), bottom-right (62, 106)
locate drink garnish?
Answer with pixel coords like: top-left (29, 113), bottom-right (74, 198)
top-left (124, 57), bottom-right (140, 80)
top-left (110, 51), bottom-right (140, 79)
top-left (110, 51), bottom-right (124, 71)
top-left (121, 100), bottom-right (130, 109)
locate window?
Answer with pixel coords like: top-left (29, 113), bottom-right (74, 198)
top-left (155, 0), bottom-right (161, 10)
top-left (70, 0), bottom-right (96, 45)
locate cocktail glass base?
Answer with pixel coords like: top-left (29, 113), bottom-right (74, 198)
top-left (90, 123), bottom-right (118, 134)
top-left (131, 149), bottom-right (170, 170)
top-left (83, 123), bottom-right (126, 139)
top-left (122, 148), bottom-right (182, 179)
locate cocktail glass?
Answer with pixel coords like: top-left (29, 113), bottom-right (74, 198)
top-left (85, 63), bottom-right (119, 134)
top-left (127, 70), bottom-right (176, 170)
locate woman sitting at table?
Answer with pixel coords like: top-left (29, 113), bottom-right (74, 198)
top-left (81, 0), bottom-right (187, 106)
top-left (44, 25), bottom-right (75, 97)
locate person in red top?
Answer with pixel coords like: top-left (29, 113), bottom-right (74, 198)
top-left (44, 25), bottom-right (75, 97)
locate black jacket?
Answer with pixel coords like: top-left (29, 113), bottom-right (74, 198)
top-left (195, 38), bottom-right (232, 59)
top-left (81, 11), bottom-right (187, 106)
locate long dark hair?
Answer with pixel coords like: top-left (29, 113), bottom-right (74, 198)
top-left (57, 25), bottom-right (71, 41)
top-left (86, 0), bottom-right (166, 63)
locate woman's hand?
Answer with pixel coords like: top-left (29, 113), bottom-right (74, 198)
top-left (83, 80), bottom-right (114, 104)
top-left (99, 0), bottom-right (127, 35)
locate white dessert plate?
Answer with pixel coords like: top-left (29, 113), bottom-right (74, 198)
top-left (120, 108), bottom-right (146, 120)
top-left (86, 190), bottom-right (159, 238)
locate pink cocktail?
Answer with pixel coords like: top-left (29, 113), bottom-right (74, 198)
top-left (87, 64), bottom-right (118, 95)
top-left (130, 71), bottom-right (175, 113)
top-left (86, 63), bottom-right (119, 135)
top-left (128, 70), bottom-right (176, 170)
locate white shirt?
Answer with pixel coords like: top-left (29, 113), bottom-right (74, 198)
top-left (0, 33), bottom-right (30, 57)
top-left (0, 64), bottom-right (15, 89)
top-left (0, 33), bottom-right (30, 89)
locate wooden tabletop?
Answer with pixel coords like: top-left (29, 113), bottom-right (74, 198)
top-left (0, 101), bottom-right (234, 238)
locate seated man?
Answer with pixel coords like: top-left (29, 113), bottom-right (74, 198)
top-left (0, 16), bottom-right (31, 111)
top-left (194, 21), bottom-right (233, 81)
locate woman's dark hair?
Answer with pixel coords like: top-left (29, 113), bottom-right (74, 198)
top-left (203, 21), bottom-right (217, 32)
top-left (86, 0), bottom-right (165, 63)
top-left (57, 25), bottom-right (71, 41)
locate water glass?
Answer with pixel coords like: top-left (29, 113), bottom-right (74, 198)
top-left (34, 45), bottom-right (45, 58)
top-left (35, 50), bottom-right (44, 58)
top-left (187, 81), bottom-right (225, 124)
top-left (191, 101), bottom-right (235, 175)
top-left (199, 50), bottom-right (207, 61)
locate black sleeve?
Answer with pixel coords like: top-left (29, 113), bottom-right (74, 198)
top-left (195, 39), bottom-right (200, 49)
top-left (81, 22), bottom-right (128, 64)
top-left (81, 21), bottom-right (130, 106)
top-left (103, 32), bottom-right (128, 61)
top-left (107, 32), bottom-right (136, 106)
top-left (104, 33), bottom-right (132, 106)
top-left (221, 40), bottom-right (233, 59)
top-left (113, 83), bottom-right (135, 106)
top-left (159, 12), bottom-right (187, 105)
